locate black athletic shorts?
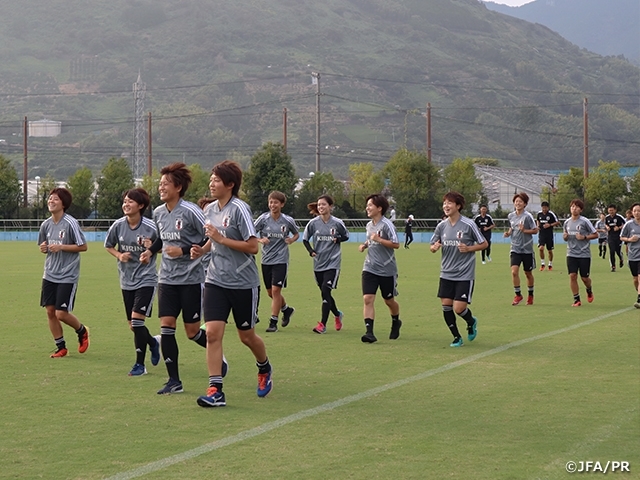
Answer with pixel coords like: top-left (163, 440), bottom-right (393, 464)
top-left (41, 279), bottom-right (77, 312)
top-left (314, 269), bottom-right (340, 290)
top-left (361, 271), bottom-right (397, 299)
top-left (157, 283), bottom-right (202, 323)
top-left (629, 260), bottom-right (640, 277)
top-left (203, 283), bottom-right (259, 330)
top-left (261, 263), bottom-right (288, 290)
top-left (510, 252), bottom-right (535, 271)
top-left (437, 278), bottom-right (474, 304)
top-left (566, 256), bottom-right (591, 277)
top-left (538, 234), bottom-right (554, 250)
top-left (122, 286), bottom-right (156, 319)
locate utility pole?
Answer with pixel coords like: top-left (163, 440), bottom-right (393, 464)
top-left (583, 97), bottom-right (589, 180)
top-left (312, 72), bottom-right (321, 172)
top-left (147, 112), bottom-right (152, 176)
top-left (23, 116), bottom-right (28, 207)
top-left (426, 103), bottom-right (432, 162)
top-left (133, 72), bottom-right (147, 180)
top-left (282, 107), bottom-right (288, 152)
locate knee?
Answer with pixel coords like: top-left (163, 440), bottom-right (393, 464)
top-left (363, 295), bottom-right (375, 307)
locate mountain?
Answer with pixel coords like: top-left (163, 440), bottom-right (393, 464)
top-left (0, 0), bottom-right (638, 179)
top-left (484, 0), bottom-right (640, 64)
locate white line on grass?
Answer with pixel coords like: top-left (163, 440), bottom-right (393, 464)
top-left (106, 307), bottom-right (632, 480)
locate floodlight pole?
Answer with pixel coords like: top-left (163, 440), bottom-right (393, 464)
top-left (312, 72), bottom-right (321, 172)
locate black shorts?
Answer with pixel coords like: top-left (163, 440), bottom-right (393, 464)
top-left (510, 252), bottom-right (536, 271)
top-left (598, 238), bottom-right (607, 245)
top-left (629, 260), bottom-right (640, 277)
top-left (538, 234), bottom-right (554, 250)
top-left (41, 279), bottom-right (77, 312)
top-left (361, 271), bottom-right (397, 299)
top-left (202, 283), bottom-right (259, 331)
top-left (437, 278), bottom-right (474, 303)
top-left (122, 286), bottom-right (156, 319)
top-left (261, 263), bottom-right (288, 290)
top-left (566, 256), bottom-right (591, 277)
top-left (314, 269), bottom-right (340, 290)
top-left (157, 283), bottom-right (202, 323)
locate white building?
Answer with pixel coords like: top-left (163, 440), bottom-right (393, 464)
top-left (28, 119), bottom-right (62, 137)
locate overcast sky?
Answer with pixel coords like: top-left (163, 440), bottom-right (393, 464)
top-left (484, 0), bottom-right (535, 6)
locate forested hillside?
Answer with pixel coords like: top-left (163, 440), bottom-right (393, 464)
top-left (0, 0), bottom-right (638, 179)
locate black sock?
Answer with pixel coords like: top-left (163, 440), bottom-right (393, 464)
top-left (256, 357), bottom-right (271, 374)
top-left (161, 327), bottom-right (180, 381)
top-left (132, 319), bottom-right (149, 365)
top-left (459, 307), bottom-right (474, 326)
top-left (391, 314), bottom-right (400, 322)
top-left (189, 329), bottom-right (207, 348)
top-left (208, 375), bottom-right (223, 392)
top-left (75, 324), bottom-right (86, 336)
top-left (528, 287), bottom-right (534, 297)
top-left (364, 318), bottom-right (374, 334)
top-left (270, 315), bottom-right (278, 324)
top-left (54, 336), bottom-right (66, 350)
top-left (586, 287), bottom-right (592, 295)
top-left (573, 293), bottom-right (581, 302)
top-left (514, 286), bottom-right (522, 296)
top-left (442, 305), bottom-right (460, 339)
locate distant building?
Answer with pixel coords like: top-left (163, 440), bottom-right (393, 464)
top-left (28, 119), bottom-right (62, 137)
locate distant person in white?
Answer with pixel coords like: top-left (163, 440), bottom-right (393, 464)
top-left (389, 207), bottom-right (397, 222)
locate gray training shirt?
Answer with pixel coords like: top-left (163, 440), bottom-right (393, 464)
top-left (621, 220), bottom-right (640, 262)
top-left (563, 216), bottom-right (597, 258)
top-left (303, 215), bottom-right (350, 272)
top-left (38, 213), bottom-right (87, 284)
top-left (508, 210), bottom-right (537, 254)
top-left (104, 216), bottom-right (159, 290)
top-left (431, 216), bottom-right (486, 281)
top-left (153, 198), bottom-right (206, 285)
top-left (254, 212), bottom-right (299, 265)
top-left (363, 217), bottom-right (398, 277)
top-left (204, 197), bottom-right (260, 289)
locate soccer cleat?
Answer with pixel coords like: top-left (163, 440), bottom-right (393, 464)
top-left (526, 295), bottom-right (534, 305)
top-left (312, 322), bottom-right (326, 334)
top-left (482, 261), bottom-right (486, 265)
top-left (450, 337), bottom-right (464, 347)
top-left (611, 266), bottom-right (616, 272)
top-left (572, 300), bottom-right (582, 307)
top-left (587, 292), bottom-right (594, 303)
top-left (281, 306), bottom-right (295, 327)
top-left (78, 327), bottom-right (90, 354)
top-left (620, 259), bottom-right (624, 268)
top-left (257, 368), bottom-right (273, 397)
top-left (222, 355), bottom-right (229, 378)
top-left (540, 265), bottom-right (545, 271)
top-left (266, 322), bottom-right (278, 333)
top-left (548, 265), bottom-right (553, 271)
top-left (335, 311), bottom-right (344, 331)
top-left (512, 294), bottom-right (524, 306)
top-left (389, 319), bottom-right (402, 340)
top-left (361, 333), bottom-right (377, 343)
top-left (157, 378), bottom-right (184, 395)
top-left (197, 386), bottom-right (226, 408)
top-left (128, 363), bottom-right (147, 376)
top-left (150, 335), bottom-right (161, 366)
top-left (50, 348), bottom-right (68, 358)
top-left (467, 317), bottom-right (478, 342)
top-left (634, 302), bottom-right (640, 309)
top-left (487, 256), bottom-right (491, 262)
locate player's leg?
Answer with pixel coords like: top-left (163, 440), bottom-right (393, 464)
top-left (157, 284), bottom-right (182, 393)
top-left (538, 243), bottom-right (546, 270)
top-left (567, 257), bottom-right (581, 306)
top-left (182, 284), bottom-right (206, 347)
top-left (54, 283), bottom-right (89, 353)
top-left (361, 271), bottom-right (378, 343)
top-left (380, 274), bottom-right (401, 340)
top-left (510, 253), bottom-right (524, 305)
top-left (580, 258), bottom-right (593, 303)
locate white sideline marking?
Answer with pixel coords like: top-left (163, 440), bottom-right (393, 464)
top-left (106, 308), bottom-right (632, 480)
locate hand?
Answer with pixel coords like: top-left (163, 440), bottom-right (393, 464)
top-left (143, 237), bottom-right (153, 248)
top-left (284, 237), bottom-right (294, 245)
top-left (258, 237), bottom-right (270, 245)
top-left (370, 232), bottom-right (382, 243)
top-left (457, 243), bottom-right (470, 253)
top-left (139, 250), bottom-right (151, 264)
top-left (430, 240), bottom-right (441, 253)
top-left (119, 252), bottom-right (131, 263)
top-left (204, 224), bottom-right (224, 243)
top-left (358, 243), bottom-right (367, 253)
top-left (518, 221), bottom-right (525, 231)
top-left (503, 230), bottom-right (511, 238)
top-left (630, 235), bottom-right (639, 243)
top-left (576, 233), bottom-right (585, 241)
top-left (563, 232), bottom-right (569, 241)
top-left (39, 241), bottom-right (49, 253)
top-left (48, 243), bottom-right (62, 253)
top-left (163, 246), bottom-right (183, 258)
top-left (190, 244), bottom-right (204, 260)
top-left (544, 223), bottom-right (550, 229)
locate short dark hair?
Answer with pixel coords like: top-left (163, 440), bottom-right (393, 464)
top-left (479, 204), bottom-right (488, 209)
top-left (49, 187), bottom-right (72, 211)
top-left (631, 203), bottom-right (640, 210)
top-left (443, 191), bottom-right (465, 211)
top-left (570, 198), bottom-right (584, 210)
top-left (124, 188), bottom-right (150, 212)
top-left (513, 192), bottom-right (529, 205)
top-left (608, 204), bottom-right (618, 211)
top-left (317, 194), bottom-right (334, 206)
top-left (268, 191), bottom-right (287, 204)
top-left (541, 201), bottom-right (550, 207)
top-left (365, 193), bottom-right (389, 215)
top-left (160, 163), bottom-right (192, 198)
top-left (212, 160), bottom-right (242, 197)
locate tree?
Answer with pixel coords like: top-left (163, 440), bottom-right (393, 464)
top-left (383, 148), bottom-right (442, 218)
top-left (244, 142), bottom-right (297, 215)
top-left (551, 167), bottom-right (585, 217)
top-left (347, 162), bottom-right (385, 214)
top-left (583, 160), bottom-right (628, 214)
top-left (442, 158), bottom-right (484, 216)
top-left (97, 158), bottom-right (134, 218)
top-left (66, 167), bottom-right (93, 219)
top-left (294, 172), bottom-right (346, 218)
top-left (140, 169), bottom-right (161, 214)
top-left (183, 163), bottom-right (211, 204)
top-left (0, 155), bottom-right (21, 219)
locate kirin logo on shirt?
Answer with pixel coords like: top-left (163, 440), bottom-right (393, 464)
top-left (58, 230), bottom-right (65, 240)
top-left (222, 215), bottom-right (231, 228)
top-left (175, 219), bottom-right (183, 230)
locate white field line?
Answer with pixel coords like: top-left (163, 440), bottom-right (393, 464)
top-left (106, 307), bottom-right (632, 480)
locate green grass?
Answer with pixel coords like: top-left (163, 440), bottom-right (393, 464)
top-left (1, 241), bottom-right (638, 479)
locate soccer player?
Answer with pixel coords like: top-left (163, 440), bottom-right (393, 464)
top-left (104, 188), bottom-right (161, 376)
top-left (404, 214), bottom-right (414, 248)
top-left (562, 199), bottom-right (598, 306)
top-left (536, 201), bottom-right (560, 271)
top-left (594, 213), bottom-right (608, 259)
top-left (140, 163), bottom-right (208, 395)
top-left (254, 191), bottom-right (299, 332)
top-left (358, 194), bottom-right (402, 343)
top-left (619, 203), bottom-right (640, 308)
top-left (504, 192), bottom-right (539, 305)
top-left (430, 192), bottom-right (487, 347)
top-left (38, 188), bottom-right (90, 358)
top-left (473, 204), bottom-right (495, 264)
top-left (302, 194), bottom-right (350, 334)
top-left (195, 160), bottom-right (272, 408)
top-left (605, 204), bottom-right (625, 272)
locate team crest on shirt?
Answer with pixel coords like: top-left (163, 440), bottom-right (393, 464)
top-left (58, 230), bottom-right (65, 240)
top-left (136, 235), bottom-right (144, 246)
top-left (456, 230), bottom-right (463, 239)
top-left (175, 219), bottom-right (183, 230)
top-left (280, 225), bottom-right (287, 234)
top-left (330, 228), bottom-right (336, 236)
top-left (222, 215), bottom-right (231, 228)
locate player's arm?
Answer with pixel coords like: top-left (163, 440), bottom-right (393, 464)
top-left (285, 232), bottom-right (300, 245)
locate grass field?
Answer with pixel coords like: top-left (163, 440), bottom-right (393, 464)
top-left (1, 241), bottom-right (638, 479)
